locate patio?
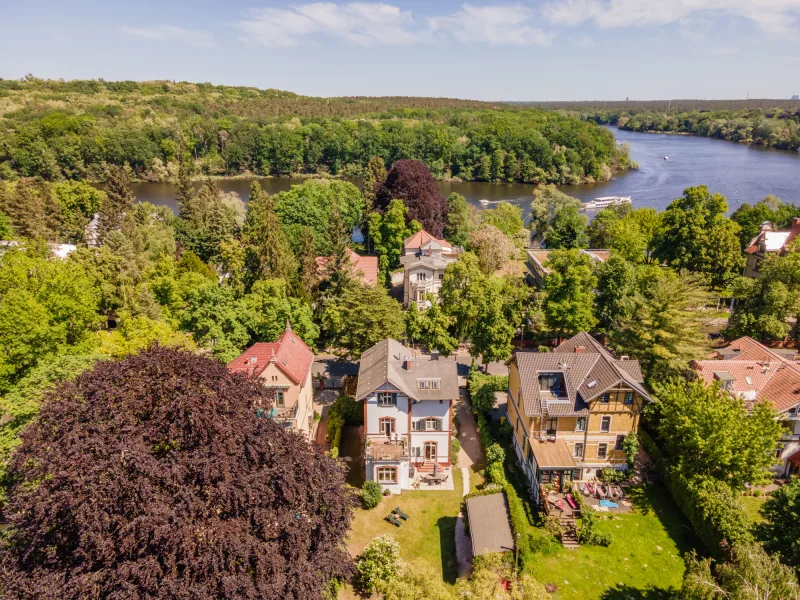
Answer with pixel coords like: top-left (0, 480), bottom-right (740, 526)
top-left (544, 482), bottom-right (634, 516)
top-left (410, 467), bottom-right (455, 491)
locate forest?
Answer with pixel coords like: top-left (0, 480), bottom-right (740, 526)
top-left (0, 77), bottom-right (632, 185)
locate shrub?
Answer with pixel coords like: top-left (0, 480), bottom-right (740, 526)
top-left (354, 535), bottom-right (402, 594)
top-left (486, 443), bottom-right (506, 466)
top-left (326, 394), bottom-right (364, 458)
top-left (598, 468), bottom-right (625, 484)
top-left (362, 480), bottom-right (383, 509)
top-left (579, 507), bottom-right (612, 546)
top-left (468, 371), bottom-right (508, 416)
top-left (451, 438), bottom-right (461, 465)
top-left (486, 462), bottom-right (507, 485)
top-left (622, 431), bottom-right (639, 470)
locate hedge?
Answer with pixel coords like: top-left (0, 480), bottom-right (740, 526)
top-left (639, 428), bottom-right (752, 558)
top-left (327, 394), bottom-right (364, 459)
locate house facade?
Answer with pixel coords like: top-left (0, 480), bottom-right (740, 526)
top-left (357, 339), bottom-right (459, 493)
top-left (506, 332), bottom-right (651, 502)
top-left (400, 230), bottom-right (460, 307)
top-left (744, 218), bottom-right (800, 278)
top-left (227, 323), bottom-right (316, 438)
top-left (692, 336), bottom-right (800, 477)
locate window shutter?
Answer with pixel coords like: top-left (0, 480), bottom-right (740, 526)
top-left (392, 393), bottom-right (397, 406)
top-left (436, 418), bottom-right (443, 431)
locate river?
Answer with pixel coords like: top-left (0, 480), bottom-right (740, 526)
top-left (131, 127), bottom-right (800, 220)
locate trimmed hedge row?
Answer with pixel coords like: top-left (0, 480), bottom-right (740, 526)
top-left (639, 428), bottom-right (751, 557)
top-left (327, 394), bottom-right (364, 459)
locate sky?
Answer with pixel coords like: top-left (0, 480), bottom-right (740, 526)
top-left (1, 0), bottom-right (800, 101)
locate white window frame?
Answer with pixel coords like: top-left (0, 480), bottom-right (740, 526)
top-left (377, 392), bottom-right (395, 406)
top-left (416, 272), bottom-right (427, 281)
top-left (424, 441), bottom-right (437, 461)
top-left (275, 390), bottom-right (285, 407)
top-left (431, 380), bottom-right (440, 390)
top-left (573, 442), bottom-right (584, 458)
top-left (623, 391), bottom-right (634, 405)
top-left (600, 415), bottom-right (611, 432)
top-left (599, 393), bottom-right (610, 404)
top-left (377, 467), bottom-right (397, 483)
top-left (597, 443), bottom-right (608, 459)
top-left (576, 417), bottom-right (586, 432)
top-left (425, 418), bottom-right (437, 431)
top-left (379, 417), bottom-right (395, 436)
top-left (418, 380), bottom-right (429, 390)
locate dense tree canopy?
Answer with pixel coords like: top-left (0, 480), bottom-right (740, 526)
top-left (375, 160), bottom-right (449, 237)
top-left (542, 249), bottom-right (597, 337)
top-left (529, 184), bottom-right (583, 243)
top-left (0, 346), bottom-right (356, 599)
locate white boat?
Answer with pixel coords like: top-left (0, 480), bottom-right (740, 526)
top-left (478, 199), bottom-right (499, 205)
top-left (664, 156), bottom-right (669, 160)
top-left (583, 196), bottom-right (632, 210)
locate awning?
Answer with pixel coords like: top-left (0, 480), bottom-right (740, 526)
top-left (787, 449), bottom-right (800, 468)
top-left (531, 439), bottom-right (578, 470)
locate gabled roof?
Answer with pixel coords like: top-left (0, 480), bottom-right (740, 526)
top-left (745, 219), bottom-right (800, 255)
top-left (316, 249), bottom-right (379, 286)
top-left (355, 338), bottom-right (459, 401)
top-left (512, 332), bottom-right (650, 417)
top-left (228, 325), bottom-right (314, 386)
top-left (403, 229), bottom-right (452, 253)
top-left (694, 336), bottom-right (800, 412)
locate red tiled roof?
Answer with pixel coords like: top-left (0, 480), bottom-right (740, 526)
top-left (315, 249), bottom-right (379, 286)
top-left (403, 229), bottom-right (452, 252)
top-left (227, 325), bottom-right (314, 386)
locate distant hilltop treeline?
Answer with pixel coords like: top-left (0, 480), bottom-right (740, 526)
top-left (0, 76), bottom-right (631, 186)
top-left (511, 99), bottom-right (800, 112)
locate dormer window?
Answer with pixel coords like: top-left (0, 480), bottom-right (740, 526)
top-left (417, 379), bottom-right (440, 390)
top-left (538, 373), bottom-right (564, 397)
top-left (416, 273), bottom-right (426, 281)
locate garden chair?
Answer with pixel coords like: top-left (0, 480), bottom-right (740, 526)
top-left (394, 507), bottom-right (409, 520)
top-left (386, 513), bottom-right (403, 527)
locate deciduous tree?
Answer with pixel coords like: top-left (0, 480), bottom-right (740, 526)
top-left (468, 224), bottom-right (517, 274)
top-left (542, 249), bottom-right (597, 338)
top-left (0, 347), bottom-right (356, 599)
top-left (529, 184), bottom-right (582, 242)
top-left (543, 204), bottom-right (589, 249)
top-left (375, 160), bottom-right (449, 237)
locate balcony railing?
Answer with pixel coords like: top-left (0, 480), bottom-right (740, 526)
top-left (366, 436), bottom-right (409, 461)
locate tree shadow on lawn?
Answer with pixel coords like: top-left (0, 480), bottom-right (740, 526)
top-left (600, 584), bottom-right (678, 600)
top-left (628, 482), bottom-right (702, 557)
top-left (438, 516), bottom-right (459, 585)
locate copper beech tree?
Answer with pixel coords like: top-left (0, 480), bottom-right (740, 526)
top-left (375, 159), bottom-right (449, 238)
top-left (1, 346), bottom-right (356, 599)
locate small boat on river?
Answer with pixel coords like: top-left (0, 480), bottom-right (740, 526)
top-left (583, 196), bottom-right (632, 210)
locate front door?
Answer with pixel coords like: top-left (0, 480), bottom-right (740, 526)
top-left (425, 442), bottom-right (437, 461)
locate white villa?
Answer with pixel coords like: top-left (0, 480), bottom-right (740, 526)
top-left (357, 339), bottom-right (459, 493)
top-left (400, 229), bottom-right (461, 308)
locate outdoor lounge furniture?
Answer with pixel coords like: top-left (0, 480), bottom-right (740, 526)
top-left (586, 482), bottom-right (596, 496)
top-left (554, 498), bottom-right (568, 512)
top-left (597, 485), bottom-right (607, 498)
top-left (578, 483), bottom-right (589, 496)
top-left (387, 513), bottom-right (403, 527)
top-left (566, 493), bottom-right (578, 510)
top-left (394, 507), bottom-right (409, 520)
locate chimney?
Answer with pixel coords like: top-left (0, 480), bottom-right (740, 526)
top-left (431, 350), bottom-right (440, 361)
top-left (575, 346), bottom-right (585, 354)
top-left (793, 217), bottom-right (800, 228)
top-left (404, 358), bottom-right (413, 370)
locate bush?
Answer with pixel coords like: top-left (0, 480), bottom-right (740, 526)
top-left (451, 438), bottom-right (461, 465)
top-left (361, 480), bottom-right (383, 509)
top-left (326, 394), bottom-right (364, 458)
top-left (467, 371), bottom-right (508, 416)
top-left (579, 507), bottom-right (612, 547)
top-left (354, 535), bottom-right (401, 595)
top-left (622, 431), bottom-right (639, 470)
top-left (486, 443), bottom-right (506, 466)
top-left (598, 468), bottom-right (625, 484)
top-left (486, 462), bottom-right (507, 485)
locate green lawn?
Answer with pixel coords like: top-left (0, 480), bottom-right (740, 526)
top-left (524, 484), bottom-right (698, 600)
top-left (347, 469), bottom-right (466, 585)
top-left (740, 495), bottom-right (767, 526)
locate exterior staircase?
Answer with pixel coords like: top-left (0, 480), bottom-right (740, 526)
top-left (560, 513), bottom-right (579, 549)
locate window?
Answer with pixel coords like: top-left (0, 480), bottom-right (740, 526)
top-left (425, 418), bottom-right (438, 431)
top-left (615, 435), bottom-right (625, 451)
top-left (379, 417), bottom-right (395, 437)
top-left (276, 390), bottom-right (285, 407)
top-left (271, 375), bottom-right (278, 381)
top-left (378, 392), bottom-right (395, 406)
top-left (573, 442), bottom-right (584, 458)
top-left (424, 442), bottom-right (437, 461)
top-left (576, 417), bottom-right (586, 432)
top-left (789, 407), bottom-right (798, 417)
top-left (431, 380), bottom-right (440, 390)
top-left (623, 392), bottom-right (634, 405)
top-left (776, 444), bottom-right (785, 459)
top-left (377, 467), bottom-right (397, 483)
top-left (416, 272), bottom-right (426, 281)
top-left (597, 443), bottom-right (608, 459)
top-left (546, 417), bottom-right (557, 436)
top-left (438, 273), bottom-right (444, 280)
top-left (600, 416), bottom-right (611, 432)
top-left (417, 379), bottom-right (441, 390)
top-left (600, 393), bottom-right (610, 404)
top-left (418, 380), bottom-right (429, 390)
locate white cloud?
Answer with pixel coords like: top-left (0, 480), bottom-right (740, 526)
top-left (121, 25), bottom-right (215, 47)
top-left (541, 0), bottom-right (800, 36)
top-left (236, 2), bottom-right (417, 47)
top-left (429, 4), bottom-right (555, 46)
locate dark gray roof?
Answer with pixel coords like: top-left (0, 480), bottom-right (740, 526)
top-left (466, 493), bottom-right (515, 556)
top-left (513, 332), bottom-right (651, 417)
top-left (355, 339), bottom-right (459, 401)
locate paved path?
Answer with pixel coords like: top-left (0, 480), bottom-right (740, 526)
top-left (455, 394), bottom-right (484, 470)
top-left (313, 389), bottom-right (338, 449)
top-left (455, 466), bottom-right (473, 578)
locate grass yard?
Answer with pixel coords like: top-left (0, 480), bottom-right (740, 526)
top-left (525, 484), bottom-right (698, 600)
top-left (347, 469), bottom-right (466, 585)
top-left (740, 495), bottom-right (767, 526)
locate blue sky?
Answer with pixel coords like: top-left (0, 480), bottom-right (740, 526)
top-left (1, 1), bottom-right (799, 100)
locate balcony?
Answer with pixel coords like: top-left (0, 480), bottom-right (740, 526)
top-left (367, 437), bottom-right (409, 461)
top-left (257, 403), bottom-right (299, 428)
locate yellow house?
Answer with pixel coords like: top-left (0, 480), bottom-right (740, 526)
top-left (506, 332), bottom-right (651, 501)
top-left (227, 323), bottom-right (316, 439)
